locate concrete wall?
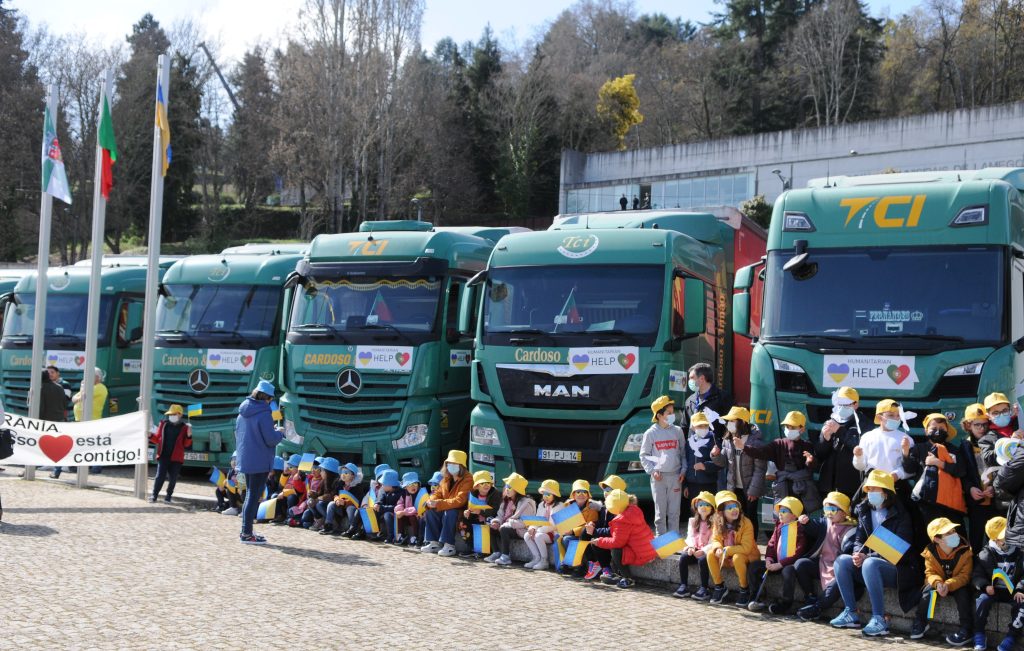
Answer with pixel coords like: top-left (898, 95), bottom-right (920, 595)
top-left (560, 101), bottom-right (1024, 213)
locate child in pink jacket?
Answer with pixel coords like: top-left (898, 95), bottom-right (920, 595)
top-left (393, 472), bottom-right (422, 546)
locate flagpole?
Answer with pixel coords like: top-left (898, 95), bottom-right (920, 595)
top-left (79, 68), bottom-right (114, 489)
top-left (25, 84), bottom-right (60, 482)
top-left (136, 54), bottom-right (170, 501)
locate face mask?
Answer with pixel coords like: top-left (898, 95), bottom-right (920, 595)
top-left (835, 405), bottom-right (854, 421)
top-left (726, 421), bottom-right (738, 434)
top-left (882, 417), bottom-right (901, 432)
top-left (943, 533), bottom-right (961, 548)
top-left (784, 428), bottom-right (801, 440)
top-left (687, 379), bottom-right (698, 393)
top-left (693, 428), bottom-right (710, 438)
top-left (661, 413), bottom-right (675, 426)
top-left (168, 415), bottom-right (180, 424)
top-left (867, 491), bottom-right (885, 508)
top-left (446, 463), bottom-right (460, 475)
top-left (927, 430), bottom-right (947, 443)
top-left (993, 413), bottom-right (1012, 428)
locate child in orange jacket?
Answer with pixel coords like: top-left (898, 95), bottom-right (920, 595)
top-left (706, 490), bottom-right (761, 606)
top-left (911, 517), bottom-right (974, 644)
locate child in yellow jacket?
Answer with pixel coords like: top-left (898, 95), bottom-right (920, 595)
top-left (706, 490), bottom-right (761, 606)
top-left (911, 517), bottom-right (973, 645)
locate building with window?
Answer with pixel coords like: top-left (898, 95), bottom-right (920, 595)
top-left (559, 101), bottom-right (1024, 215)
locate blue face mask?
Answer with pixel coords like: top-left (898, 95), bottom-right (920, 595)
top-left (835, 405), bottom-right (855, 421)
top-left (687, 379), bottom-right (698, 393)
top-left (943, 533), bottom-right (961, 548)
top-left (867, 491), bottom-right (885, 508)
top-left (882, 418), bottom-right (901, 432)
top-left (446, 463), bottom-right (461, 475)
top-left (992, 413), bottom-right (1012, 428)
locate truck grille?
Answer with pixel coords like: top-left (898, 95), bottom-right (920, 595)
top-left (293, 370), bottom-right (409, 438)
top-left (153, 370), bottom-right (252, 448)
top-left (496, 368), bottom-right (632, 409)
top-left (504, 418), bottom-right (620, 483)
top-left (1, 368), bottom-right (82, 415)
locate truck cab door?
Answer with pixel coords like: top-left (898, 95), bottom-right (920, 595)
top-left (1013, 258), bottom-right (1024, 409)
top-left (112, 295), bottom-right (145, 412)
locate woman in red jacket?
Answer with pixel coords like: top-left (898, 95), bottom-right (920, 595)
top-left (149, 404), bottom-right (193, 503)
top-left (589, 488), bottom-right (656, 589)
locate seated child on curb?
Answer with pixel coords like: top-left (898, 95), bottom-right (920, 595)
top-left (392, 472), bottom-right (422, 546)
top-left (584, 475), bottom-right (626, 582)
top-left (973, 516), bottom-right (1024, 651)
top-left (554, 480), bottom-right (601, 578)
top-left (216, 452), bottom-right (242, 514)
top-left (322, 462), bottom-right (364, 536)
top-left (746, 496), bottom-right (807, 613)
top-left (674, 491), bottom-right (717, 599)
top-left (304, 457), bottom-right (340, 530)
top-left (705, 490), bottom-right (761, 606)
top-left (524, 479), bottom-right (564, 571)
top-left (460, 470), bottom-right (501, 559)
top-left (269, 455), bottom-right (306, 523)
top-left (486, 472), bottom-right (536, 566)
top-left (591, 490), bottom-right (656, 589)
top-left (373, 469), bottom-right (401, 543)
top-left (911, 517), bottom-right (974, 645)
top-left (291, 461), bottom-right (322, 526)
top-left (794, 491), bottom-right (858, 621)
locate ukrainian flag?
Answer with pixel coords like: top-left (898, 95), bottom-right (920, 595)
top-left (155, 81), bottom-right (171, 176)
top-left (777, 522), bottom-right (798, 561)
top-left (468, 494), bottom-right (491, 511)
top-left (337, 490), bottom-right (359, 506)
top-left (415, 487), bottom-right (429, 516)
top-left (360, 507), bottom-right (379, 534)
top-left (270, 400), bottom-right (283, 421)
top-left (298, 452), bottom-right (316, 472)
top-left (653, 530), bottom-right (686, 559)
top-left (256, 498), bottom-right (276, 520)
top-left (552, 540), bottom-right (564, 571)
top-left (187, 403), bottom-right (202, 417)
top-left (552, 503), bottom-right (585, 535)
top-left (563, 539), bottom-right (589, 566)
top-left (520, 515), bottom-right (550, 528)
top-left (473, 524), bottom-right (491, 554)
top-left (994, 568), bottom-right (1014, 591)
top-left (927, 589), bottom-right (938, 619)
top-left (209, 467), bottom-right (225, 487)
top-left (279, 473), bottom-right (288, 489)
top-left (225, 478), bottom-right (238, 494)
top-left (863, 525), bottom-right (911, 564)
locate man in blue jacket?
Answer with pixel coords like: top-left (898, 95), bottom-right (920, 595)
top-left (235, 379), bottom-right (283, 544)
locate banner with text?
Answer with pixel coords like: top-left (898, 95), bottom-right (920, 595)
top-left (822, 355), bottom-right (919, 390)
top-left (0, 411), bottom-right (147, 466)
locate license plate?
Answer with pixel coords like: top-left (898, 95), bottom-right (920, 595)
top-left (538, 449), bottom-right (581, 463)
top-left (184, 452), bottom-right (209, 462)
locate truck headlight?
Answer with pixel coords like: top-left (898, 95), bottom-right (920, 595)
top-left (944, 362), bottom-right (983, 376)
top-left (471, 425), bottom-right (500, 445)
top-left (622, 433), bottom-right (644, 452)
top-left (393, 424), bottom-right (428, 450)
top-left (472, 452), bottom-right (495, 464)
top-left (283, 419), bottom-right (303, 445)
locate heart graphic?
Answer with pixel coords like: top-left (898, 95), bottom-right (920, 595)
top-left (617, 353), bottom-right (636, 370)
top-left (39, 434), bottom-right (73, 463)
top-left (47, 353), bottom-right (58, 363)
top-left (451, 353), bottom-right (458, 362)
top-left (208, 353), bottom-right (221, 367)
top-left (887, 364), bottom-right (911, 385)
top-left (74, 355), bottom-right (85, 367)
top-left (241, 354), bottom-right (254, 367)
top-left (358, 351), bottom-right (373, 366)
top-left (395, 352), bottom-right (411, 367)
top-left (827, 363), bottom-right (849, 383)
top-left (571, 354), bottom-right (590, 371)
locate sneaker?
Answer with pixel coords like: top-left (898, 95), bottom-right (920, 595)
top-left (222, 507), bottom-right (239, 516)
top-left (350, 530), bottom-right (366, 541)
top-left (673, 584), bottom-right (692, 599)
top-left (523, 559), bottom-right (539, 570)
top-left (419, 541), bottom-right (442, 553)
top-left (797, 604), bottom-right (822, 622)
top-left (910, 620), bottom-right (929, 640)
top-left (437, 544), bottom-right (457, 557)
top-left (830, 607), bottom-right (861, 629)
top-left (709, 584), bottom-right (729, 605)
top-left (287, 518), bottom-right (301, 527)
top-left (862, 616), bottom-right (890, 637)
top-left (734, 589), bottom-right (750, 608)
top-left (483, 551), bottom-right (502, 563)
top-left (974, 632), bottom-right (987, 651)
top-left (747, 600), bottom-right (767, 613)
top-left (600, 573), bottom-right (622, 586)
top-left (997, 635), bottom-right (1018, 651)
top-left (616, 578), bottom-right (635, 589)
top-left (239, 533), bottom-right (267, 545)
top-left (768, 601), bottom-right (792, 615)
top-left (495, 554), bottom-right (512, 566)
top-left (147, 496), bottom-right (157, 503)
top-left (163, 497), bottom-right (172, 504)
top-left (584, 562), bottom-right (602, 581)
top-left (691, 586), bottom-right (712, 601)
top-left (946, 631), bottom-right (971, 646)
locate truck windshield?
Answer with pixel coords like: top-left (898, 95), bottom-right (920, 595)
top-left (157, 284), bottom-right (281, 344)
top-left (483, 265), bottom-right (663, 344)
top-left (3, 293), bottom-right (115, 343)
top-left (762, 246), bottom-right (1004, 348)
top-left (290, 276), bottom-right (442, 333)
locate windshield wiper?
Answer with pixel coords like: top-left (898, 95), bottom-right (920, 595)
top-left (494, 328), bottom-right (555, 344)
top-left (157, 329), bottom-right (201, 345)
top-left (867, 333), bottom-right (965, 342)
top-left (357, 323), bottom-right (413, 344)
top-left (587, 328), bottom-right (638, 343)
top-left (292, 323), bottom-right (348, 342)
top-left (196, 328), bottom-right (256, 346)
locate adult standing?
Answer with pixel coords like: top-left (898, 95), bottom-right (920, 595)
top-left (815, 387), bottom-right (863, 500)
top-left (38, 370), bottom-right (66, 422)
top-left (679, 362), bottom-right (730, 439)
top-left (46, 366), bottom-right (73, 478)
top-left (148, 404), bottom-right (193, 503)
top-left (639, 395), bottom-right (686, 536)
top-left (70, 367), bottom-right (108, 475)
top-left (619, 194), bottom-right (628, 210)
top-left (235, 380), bottom-right (283, 544)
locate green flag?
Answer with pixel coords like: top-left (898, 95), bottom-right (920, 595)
top-left (41, 103), bottom-right (71, 204)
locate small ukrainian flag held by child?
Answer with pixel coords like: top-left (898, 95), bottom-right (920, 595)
top-left (297, 452), bottom-right (316, 472)
top-left (552, 503), bottom-right (585, 535)
top-left (415, 487), bottom-right (429, 516)
top-left (256, 498), bottom-right (276, 520)
top-left (279, 472), bottom-right (288, 488)
top-left (778, 522), bottom-right (798, 561)
top-left (473, 524), bottom-right (491, 554)
top-left (360, 507), bottom-right (380, 534)
top-left (225, 477), bottom-right (238, 493)
top-left (520, 515), bottom-right (550, 528)
top-left (468, 494), bottom-right (490, 511)
top-left (863, 525), bottom-right (911, 565)
top-left (563, 538), bottom-right (589, 566)
top-left (187, 403), bottom-right (202, 417)
top-left (337, 490), bottom-right (359, 506)
top-left (927, 589), bottom-right (938, 620)
top-left (653, 530), bottom-right (686, 559)
top-left (209, 467), bottom-right (225, 488)
top-left (994, 568), bottom-right (1014, 591)
top-left (270, 400), bottom-right (282, 421)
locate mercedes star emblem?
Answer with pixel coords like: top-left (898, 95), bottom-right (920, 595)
top-left (188, 368), bottom-right (210, 394)
top-left (336, 368), bottom-right (362, 398)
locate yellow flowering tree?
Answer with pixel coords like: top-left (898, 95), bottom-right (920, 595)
top-left (597, 74), bottom-right (644, 150)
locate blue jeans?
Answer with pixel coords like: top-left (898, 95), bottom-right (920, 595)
top-left (241, 472), bottom-right (268, 537)
top-left (834, 554), bottom-right (898, 619)
top-left (381, 512), bottom-right (397, 542)
top-left (423, 508), bottom-right (458, 545)
top-left (325, 502), bottom-right (358, 531)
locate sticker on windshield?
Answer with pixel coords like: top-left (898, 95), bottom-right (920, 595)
top-left (822, 355), bottom-right (919, 390)
top-left (355, 346), bottom-right (413, 373)
top-left (556, 234), bottom-right (599, 259)
top-left (450, 351), bottom-right (471, 367)
top-left (205, 348), bottom-right (256, 372)
top-left (669, 369), bottom-right (686, 392)
top-left (122, 359), bottom-right (142, 373)
top-left (46, 350), bottom-right (86, 371)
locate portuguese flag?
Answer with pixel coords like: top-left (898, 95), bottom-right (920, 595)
top-left (98, 90), bottom-right (117, 199)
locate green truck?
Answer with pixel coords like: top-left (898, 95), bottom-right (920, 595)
top-left (465, 210), bottom-right (767, 496)
top-left (0, 259), bottom-right (178, 417)
top-left (732, 168), bottom-right (1024, 441)
top-left (150, 245), bottom-right (307, 466)
top-left (277, 220), bottom-right (518, 474)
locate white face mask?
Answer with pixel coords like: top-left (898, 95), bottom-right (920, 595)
top-left (784, 428), bottom-right (801, 440)
top-left (726, 421), bottom-right (738, 434)
top-left (168, 415), bottom-right (181, 424)
top-left (693, 428), bottom-right (710, 438)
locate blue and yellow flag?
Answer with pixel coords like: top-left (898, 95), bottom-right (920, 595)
top-left (927, 589), bottom-right (938, 619)
top-left (337, 490), bottom-right (359, 506)
top-left (270, 400), bottom-right (283, 421)
top-left (468, 494), bottom-right (491, 511)
top-left (225, 477), bottom-right (238, 494)
top-left (209, 467), bottom-right (225, 487)
top-left (563, 538), bottom-right (589, 566)
top-left (994, 568), bottom-right (1014, 591)
top-left (863, 525), bottom-right (911, 565)
top-left (155, 81), bottom-right (171, 176)
top-left (520, 515), bottom-right (549, 528)
top-left (279, 473), bottom-right (288, 489)
top-left (367, 493), bottom-right (376, 509)
top-left (298, 452), bottom-right (316, 472)
top-left (653, 530), bottom-right (686, 559)
top-left (256, 498), bottom-right (276, 520)
top-left (778, 522), bottom-right (798, 561)
top-left (360, 507), bottom-right (379, 534)
top-left (552, 503), bottom-right (585, 535)
top-left (187, 403), bottom-right (202, 417)
top-left (552, 539), bottom-right (564, 571)
top-left (416, 487), bottom-right (429, 516)
top-left (473, 524), bottom-right (491, 554)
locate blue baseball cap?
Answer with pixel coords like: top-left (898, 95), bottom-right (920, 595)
top-left (380, 469), bottom-right (401, 487)
top-left (255, 379), bottom-right (275, 396)
top-left (287, 454), bottom-right (302, 468)
top-left (400, 471), bottom-right (420, 488)
top-left (319, 457), bottom-right (341, 474)
top-left (428, 471), bottom-right (443, 485)
top-left (272, 456), bottom-right (285, 471)
top-left (374, 463), bottom-right (392, 479)
top-left (341, 462), bottom-right (359, 476)
top-left (314, 456), bottom-right (325, 466)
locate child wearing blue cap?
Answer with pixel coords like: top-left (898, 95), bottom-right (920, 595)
top-left (394, 472), bottom-right (422, 546)
top-left (217, 452), bottom-right (242, 515)
top-left (305, 457), bottom-right (341, 530)
top-left (374, 469), bottom-right (402, 543)
top-left (267, 454), bottom-right (307, 524)
top-left (323, 462), bottom-right (365, 536)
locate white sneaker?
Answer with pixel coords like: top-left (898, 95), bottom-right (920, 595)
top-left (437, 544), bottom-right (457, 557)
top-left (495, 554), bottom-right (512, 566)
top-left (419, 541), bottom-right (442, 553)
top-left (523, 559), bottom-right (539, 570)
top-left (483, 551), bottom-right (502, 563)
top-left (222, 507), bottom-right (239, 516)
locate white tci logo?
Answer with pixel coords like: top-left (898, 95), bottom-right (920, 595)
top-left (533, 384), bottom-right (590, 398)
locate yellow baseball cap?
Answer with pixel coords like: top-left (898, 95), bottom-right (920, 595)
top-left (539, 479), bottom-right (561, 497)
top-left (598, 474), bottom-right (626, 492)
top-left (863, 469), bottom-right (895, 493)
top-left (874, 399), bottom-right (900, 424)
top-left (985, 392), bottom-right (1012, 411)
top-left (927, 517), bottom-right (959, 540)
top-left (690, 412), bottom-right (711, 428)
top-left (774, 496), bottom-right (804, 517)
top-left (605, 489), bottom-right (629, 515)
top-left (781, 411), bottom-right (806, 428)
top-left (822, 491), bottom-right (851, 513)
top-left (571, 479), bottom-right (591, 494)
top-left (964, 403), bottom-right (989, 423)
top-left (164, 404), bottom-right (184, 416)
top-left (721, 406), bottom-right (750, 422)
top-left (472, 470), bottom-right (493, 487)
top-left (922, 413), bottom-right (954, 435)
top-left (986, 516), bottom-right (1007, 541)
top-left (502, 472), bottom-right (528, 495)
top-left (834, 387), bottom-right (859, 404)
top-left (650, 395), bottom-right (674, 422)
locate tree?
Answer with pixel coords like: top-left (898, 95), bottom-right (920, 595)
top-left (596, 73), bottom-right (643, 150)
top-left (228, 47), bottom-right (277, 212)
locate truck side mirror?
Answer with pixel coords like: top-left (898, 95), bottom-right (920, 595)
top-left (458, 283), bottom-right (478, 336)
top-left (733, 292), bottom-right (751, 338)
top-left (682, 278), bottom-right (706, 336)
top-left (734, 263), bottom-right (755, 291)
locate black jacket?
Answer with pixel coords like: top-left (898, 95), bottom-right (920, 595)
top-left (851, 497), bottom-right (923, 613)
top-left (461, 487), bottom-right (503, 525)
top-left (680, 384), bottom-right (731, 440)
top-left (375, 488), bottom-right (402, 515)
top-left (902, 439), bottom-right (967, 513)
top-left (40, 379), bottom-right (67, 422)
top-left (814, 416), bottom-right (863, 499)
top-left (995, 452), bottom-right (1024, 549)
top-left (972, 543), bottom-right (1024, 593)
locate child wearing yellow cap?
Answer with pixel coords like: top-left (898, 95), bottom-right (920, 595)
top-left (733, 410), bottom-right (821, 514)
top-left (458, 470), bottom-right (501, 560)
top-left (718, 406), bottom-right (767, 542)
top-left (486, 472), bottom-right (536, 566)
top-left (794, 491), bottom-right (858, 621)
top-left (910, 518), bottom-right (973, 644)
top-left (973, 516), bottom-right (1024, 650)
top-left (590, 489), bottom-right (656, 589)
top-left (984, 392), bottom-right (1020, 438)
top-left (523, 479), bottom-right (563, 570)
top-left (674, 491), bottom-right (717, 600)
top-left (903, 413), bottom-right (967, 527)
top-left (148, 404), bottom-right (193, 503)
top-left (706, 490), bottom-right (761, 605)
top-left (817, 387), bottom-right (864, 499)
top-left (641, 396), bottom-right (686, 537)
top-left (746, 496), bottom-right (808, 613)
top-left (554, 479), bottom-right (602, 578)
top-left (584, 475), bottom-right (625, 582)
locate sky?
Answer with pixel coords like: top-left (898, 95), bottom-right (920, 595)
top-left (11, 0), bottom-right (923, 65)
